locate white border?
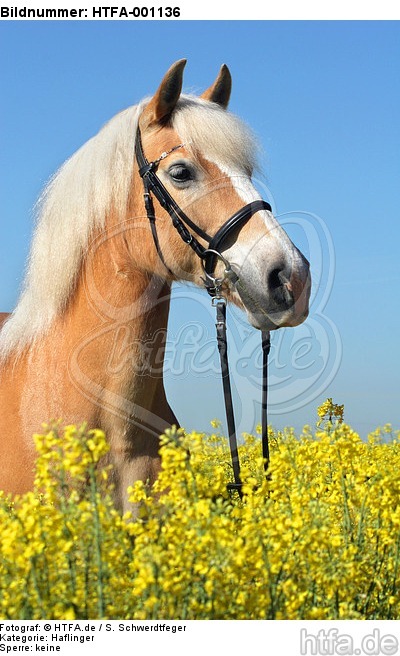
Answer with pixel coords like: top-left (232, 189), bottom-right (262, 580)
top-left (0, 620), bottom-right (399, 654)
top-left (0, 1), bottom-right (399, 20)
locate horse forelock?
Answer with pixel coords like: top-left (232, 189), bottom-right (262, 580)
top-left (0, 95), bottom-right (260, 361)
top-left (172, 97), bottom-right (260, 175)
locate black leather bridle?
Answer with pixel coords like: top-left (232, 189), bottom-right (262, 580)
top-left (135, 126), bottom-right (271, 496)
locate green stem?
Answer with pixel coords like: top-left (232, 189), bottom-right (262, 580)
top-left (89, 462), bottom-right (105, 617)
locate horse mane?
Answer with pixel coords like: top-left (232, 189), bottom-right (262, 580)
top-left (0, 96), bottom-right (259, 361)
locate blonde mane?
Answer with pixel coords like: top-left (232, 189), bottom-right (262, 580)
top-left (0, 96), bottom-right (259, 360)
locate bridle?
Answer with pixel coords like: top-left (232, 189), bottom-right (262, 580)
top-left (135, 126), bottom-right (272, 497)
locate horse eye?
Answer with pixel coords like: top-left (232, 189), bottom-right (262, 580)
top-left (168, 164), bottom-right (193, 184)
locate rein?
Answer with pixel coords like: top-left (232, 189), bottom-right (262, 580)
top-left (135, 127), bottom-right (271, 496)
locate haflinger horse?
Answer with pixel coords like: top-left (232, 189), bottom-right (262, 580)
top-left (0, 60), bottom-right (311, 512)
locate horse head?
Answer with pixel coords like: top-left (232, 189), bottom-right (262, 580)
top-left (135, 59), bottom-right (311, 331)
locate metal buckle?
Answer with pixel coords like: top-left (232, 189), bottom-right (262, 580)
top-left (201, 248), bottom-right (231, 269)
top-left (212, 295), bottom-right (226, 307)
top-left (227, 482), bottom-right (243, 493)
top-left (212, 295), bottom-right (227, 324)
top-left (200, 249), bottom-right (236, 297)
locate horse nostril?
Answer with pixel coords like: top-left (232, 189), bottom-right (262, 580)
top-left (268, 266), bottom-right (294, 307)
top-left (268, 267), bottom-right (283, 291)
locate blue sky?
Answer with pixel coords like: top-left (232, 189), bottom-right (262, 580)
top-left (1, 21), bottom-right (399, 436)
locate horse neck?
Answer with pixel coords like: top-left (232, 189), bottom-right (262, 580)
top-left (61, 215), bottom-right (173, 418)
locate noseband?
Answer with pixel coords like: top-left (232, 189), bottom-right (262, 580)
top-left (135, 126), bottom-right (271, 496)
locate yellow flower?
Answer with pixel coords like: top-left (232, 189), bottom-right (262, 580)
top-left (1, 410), bottom-right (399, 620)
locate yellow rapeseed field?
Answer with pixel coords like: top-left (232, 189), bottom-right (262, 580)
top-left (0, 401), bottom-right (399, 620)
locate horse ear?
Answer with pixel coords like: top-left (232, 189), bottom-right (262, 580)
top-left (201, 64), bottom-right (232, 109)
top-left (140, 59), bottom-right (187, 129)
